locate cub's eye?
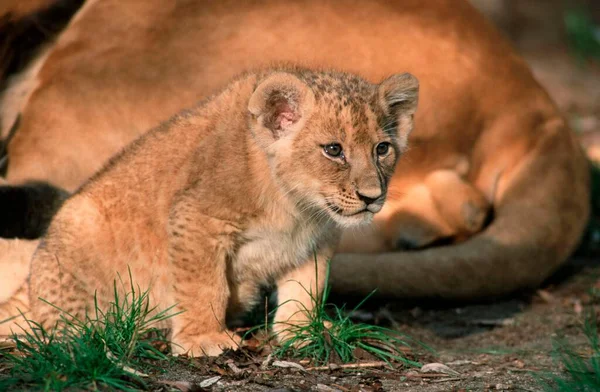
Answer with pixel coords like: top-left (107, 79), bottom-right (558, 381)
top-left (376, 142), bottom-right (390, 156)
top-left (323, 143), bottom-right (343, 158)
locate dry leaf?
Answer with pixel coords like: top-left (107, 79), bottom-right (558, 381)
top-left (420, 362), bottom-right (460, 376)
top-left (260, 353), bottom-right (273, 370)
top-left (226, 359), bottom-right (244, 374)
top-left (272, 360), bottom-right (306, 372)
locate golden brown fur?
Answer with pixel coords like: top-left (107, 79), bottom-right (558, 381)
top-left (20, 68), bottom-right (418, 355)
top-left (0, 0), bottom-right (590, 307)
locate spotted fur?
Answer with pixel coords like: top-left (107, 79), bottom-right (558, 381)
top-left (14, 68), bottom-right (418, 356)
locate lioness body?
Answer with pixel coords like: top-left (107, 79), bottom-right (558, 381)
top-left (0, 0), bottom-right (590, 304)
top-left (27, 68), bottom-right (418, 355)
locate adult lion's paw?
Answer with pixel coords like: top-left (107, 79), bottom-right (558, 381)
top-left (172, 330), bottom-right (241, 357)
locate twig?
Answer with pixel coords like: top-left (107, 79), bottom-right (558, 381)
top-left (405, 372), bottom-right (453, 379)
top-left (331, 383), bottom-right (351, 391)
top-left (468, 318), bottom-right (515, 327)
top-left (264, 296), bottom-right (268, 334)
top-left (307, 361), bottom-right (388, 371)
top-left (430, 377), bottom-right (463, 383)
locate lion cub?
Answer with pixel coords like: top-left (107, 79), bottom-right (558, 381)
top-left (28, 68), bottom-right (418, 356)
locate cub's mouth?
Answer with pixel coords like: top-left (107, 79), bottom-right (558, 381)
top-left (326, 200), bottom-right (384, 215)
top-left (325, 200), bottom-right (376, 226)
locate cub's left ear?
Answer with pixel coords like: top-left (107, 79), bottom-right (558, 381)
top-left (248, 72), bottom-right (315, 148)
top-left (377, 73), bottom-right (419, 147)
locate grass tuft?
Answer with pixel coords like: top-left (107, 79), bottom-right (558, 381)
top-left (537, 308), bottom-right (600, 391)
top-left (267, 258), bottom-right (426, 367)
top-left (0, 274), bottom-right (176, 391)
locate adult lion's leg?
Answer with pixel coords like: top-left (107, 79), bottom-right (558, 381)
top-left (338, 169), bottom-right (491, 253)
top-left (330, 121), bottom-right (589, 299)
top-left (422, 170), bottom-right (491, 242)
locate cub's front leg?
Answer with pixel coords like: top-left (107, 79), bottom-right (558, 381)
top-left (272, 248), bottom-right (333, 343)
top-left (168, 196), bottom-right (241, 357)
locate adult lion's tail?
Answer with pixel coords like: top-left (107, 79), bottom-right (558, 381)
top-left (330, 118), bottom-right (591, 299)
top-left (0, 0), bottom-right (84, 85)
top-left (0, 181), bottom-right (69, 239)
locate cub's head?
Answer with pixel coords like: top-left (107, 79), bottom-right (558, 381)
top-left (248, 69), bottom-right (418, 227)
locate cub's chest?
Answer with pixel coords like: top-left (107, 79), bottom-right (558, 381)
top-left (234, 218), bottom-right (335, 283)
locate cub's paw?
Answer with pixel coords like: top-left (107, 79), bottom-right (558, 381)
top-left (172, 331), bottom-right (241, 357)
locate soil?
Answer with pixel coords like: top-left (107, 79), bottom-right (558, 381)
top-left (137, 256), bottom-right (600, 392)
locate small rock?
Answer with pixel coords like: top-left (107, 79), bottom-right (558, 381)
top-left (199, 376), bottom-right (221, 388)
top-left (315, 384), bottom-right (341, 392)
top-left (574, 299), bottom-right (583, 316)
top-left (536, 289), bottom-right (556, 303)
top-left (512, 359), bottom-right (525, 369)
top-left (410, 307), bottom-right (423, 318)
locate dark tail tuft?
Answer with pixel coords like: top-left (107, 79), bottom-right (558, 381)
top-left (0, 0), bottom-right (85, 86)
top-left (0, 181), bottom-right (69, 239)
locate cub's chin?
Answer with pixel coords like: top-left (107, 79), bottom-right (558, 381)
top-left (327, 207), bottom-right (375, 229)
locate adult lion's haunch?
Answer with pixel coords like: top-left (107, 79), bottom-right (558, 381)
top-left (0, 0), bottom-right (590, 312)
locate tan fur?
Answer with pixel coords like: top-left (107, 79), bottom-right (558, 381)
top-left (0, 0), bottom-right (589, 304)
top-left (0, 45), bottom-right (50, 139)
top-left (0, 238), bottom-right (37, 303)
top-left (15, 68), bottom-right (418, 355)
top-left (0, 238), bottom-right (38, 336)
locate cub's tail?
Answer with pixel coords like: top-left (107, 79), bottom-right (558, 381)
top-left (330, 119), bottom-right (591, 300)
top-left (0, 181), bottom-right (69, 239)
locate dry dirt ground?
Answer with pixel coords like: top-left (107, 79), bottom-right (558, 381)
top-left (138, 256), bottom-right (600, 392)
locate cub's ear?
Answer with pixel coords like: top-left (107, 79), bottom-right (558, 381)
top-left (377, 73), bottom-right (419, 148)
top-left (248, 72), bottom-right (315, 146)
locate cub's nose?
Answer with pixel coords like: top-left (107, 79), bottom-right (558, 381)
top-left (357, 189), bottom-right (383, 206)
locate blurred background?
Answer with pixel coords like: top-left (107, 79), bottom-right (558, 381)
top-left (472, 0), bottom-right (600, 254)
top-left (471, 0), bottom-right (599, 157)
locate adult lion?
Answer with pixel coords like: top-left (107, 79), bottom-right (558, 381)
top-left (0, 0), bottom-right (590, 311)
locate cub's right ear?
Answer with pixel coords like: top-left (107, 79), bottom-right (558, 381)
top-left (378, 72), bottom-right (419, 116)
top-left (377, 73), bottom-right (419, 149)
top-left (248, 73), bottom-right (315, 147)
